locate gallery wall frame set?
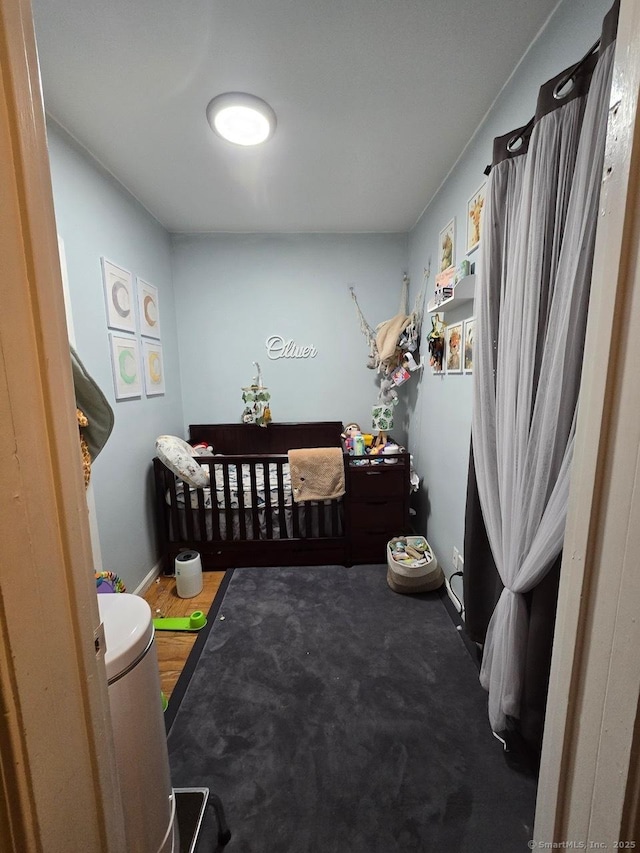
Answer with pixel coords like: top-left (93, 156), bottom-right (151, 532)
top-left (102, 257), bottom-right (165, 400)
top-left (433, 178), bottom-right (483, 376)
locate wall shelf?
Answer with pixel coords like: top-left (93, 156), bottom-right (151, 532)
top-left (427, 274), bottom-right (475, 314)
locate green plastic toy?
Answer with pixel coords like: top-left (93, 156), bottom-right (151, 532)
top-left (153, 611), bottom-right (207, 631)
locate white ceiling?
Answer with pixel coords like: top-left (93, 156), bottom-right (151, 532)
top-left (32, 0), bottom-right (559, 234)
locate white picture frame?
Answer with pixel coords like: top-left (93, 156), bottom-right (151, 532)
top-left (137, 278), bottom-right (161, 339)
top-left (102, 258), bottom-right (135, 333)
top-left (439, 218), bottom-right (455, 272)
top-left (463, 317), bottom-right (475, 374)
top-left (466, 182), bottom-right (486, 255)
top-left (444, 321), bottom-right (463, 374)
top-left (142, 339), bottom-right (166, 396)
top-left (109, 333), bottom-right (142, 399)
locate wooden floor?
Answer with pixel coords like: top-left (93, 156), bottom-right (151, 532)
top-left (143, 571), bottom-right (225, 700)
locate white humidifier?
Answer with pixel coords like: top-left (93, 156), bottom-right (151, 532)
top-left (175, 550), bottom-right (203, 598)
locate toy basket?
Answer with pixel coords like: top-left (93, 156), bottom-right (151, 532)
top-left (386, 535), bottom-right (444, 594)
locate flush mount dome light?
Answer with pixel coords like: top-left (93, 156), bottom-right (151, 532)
top-left (206, 92), bottom-right (276, 146)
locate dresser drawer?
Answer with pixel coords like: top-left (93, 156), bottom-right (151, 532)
top-left (348, 466), bottom-right (406, 500)
top-left (349, 499), bottom-right (406, 533)
top-left (350, 532), bottom-right (397, 564)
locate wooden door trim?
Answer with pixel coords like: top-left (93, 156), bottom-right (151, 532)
top-left (0, 0), bottom-right (126, 848)
top-left (536, 0), bottom-right (640, 842)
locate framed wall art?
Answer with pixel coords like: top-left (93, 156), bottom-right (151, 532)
top-left (137, 278), bottom-right (161, 339)
top-left (445, 321), bottom-right (463, 374)
top-left (142, 339), bottom-right (166, 396)
top-left (466, 182), bottom-right (486, 254)
top-left (109, 333), bottom-right (142, 400)
top-left (102, 258), bottom-right (135, 333)
top-left (463, 317), bottom-right (475, 373)
top-left (439, 218), bottom-right (455, 272)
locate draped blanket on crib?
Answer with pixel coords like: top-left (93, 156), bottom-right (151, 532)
top-left (288, 447), bottom-right (346, 503)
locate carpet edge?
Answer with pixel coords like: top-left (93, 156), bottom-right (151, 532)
top-left (164, 568), bottom-right (235, 734)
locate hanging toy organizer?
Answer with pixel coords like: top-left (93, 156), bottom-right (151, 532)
top-left (349, 268), bottom-right (429, 447)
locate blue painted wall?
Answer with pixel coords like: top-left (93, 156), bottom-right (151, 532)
top-left (406, 0), bottom-right (612, 601)
top-left (171, 232), bottom-right (408, 434)
top-left (47, 122), bottom-right (185, 591)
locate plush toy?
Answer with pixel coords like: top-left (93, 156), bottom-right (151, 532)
top-left (342, 422), bottom-right (361, 437)
top-left (378, 378), bottom-right (399, 406)
top-left (77, 408), bottom-right (91, 488)
top-left (192, 442), bottom-right (213, 455)
top-left (428, 313), bottom-right (446, 372)
top-left (95, 571), bottom-right (126, 594)
top-left (429, 336), bottom-right (444, 372)
top-left (341, 422), bottom-right (361, 453)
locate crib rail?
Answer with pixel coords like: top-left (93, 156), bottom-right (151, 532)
top-left (153, 453), bottom-right (346, 571)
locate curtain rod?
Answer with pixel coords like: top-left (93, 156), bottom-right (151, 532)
top-left (484, 36), bottom-right (602, 176)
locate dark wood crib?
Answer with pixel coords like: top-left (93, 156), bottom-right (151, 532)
top-left (152, 421), bottom-right (412, 571)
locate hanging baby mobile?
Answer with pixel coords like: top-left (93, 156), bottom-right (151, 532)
top-left (241, 361), bottom-right (272, 427)
top-left (349, 266), bottom-right (428, 447)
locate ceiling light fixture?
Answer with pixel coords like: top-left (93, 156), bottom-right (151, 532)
top-left (206, 93), bottom-right (276, 146)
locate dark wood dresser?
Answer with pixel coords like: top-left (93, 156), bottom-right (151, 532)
top-left (344, 448), bottom-right (412, 565)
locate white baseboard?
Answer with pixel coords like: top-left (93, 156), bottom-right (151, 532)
top-left (133, 558), bottom-right (164, 596)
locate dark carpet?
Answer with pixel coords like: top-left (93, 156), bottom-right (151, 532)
top-left (167, 565), bottom-right (536, 852)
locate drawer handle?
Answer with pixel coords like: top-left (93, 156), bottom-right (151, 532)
top-left (364, 470), bottom-right (383, 476)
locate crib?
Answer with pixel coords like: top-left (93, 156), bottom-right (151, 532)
top-left (153, 422), bottom-right (348, 571)
top-left (153, 421), bottom-right (413, 571)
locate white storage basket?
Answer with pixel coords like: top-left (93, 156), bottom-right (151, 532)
top-left (386, 535), bottom-right (444, 594)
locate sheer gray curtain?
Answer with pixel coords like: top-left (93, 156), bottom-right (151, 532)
top-left (468, 2), bottom-right (618, 739)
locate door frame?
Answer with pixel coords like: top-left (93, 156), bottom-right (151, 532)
top-left (536, 0), bottom-right (640, 842)
top-left (0, 0), bottom-right (125, 848)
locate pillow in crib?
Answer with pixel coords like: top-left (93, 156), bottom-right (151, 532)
top-left (155, 435), bottom-right (210, 489)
